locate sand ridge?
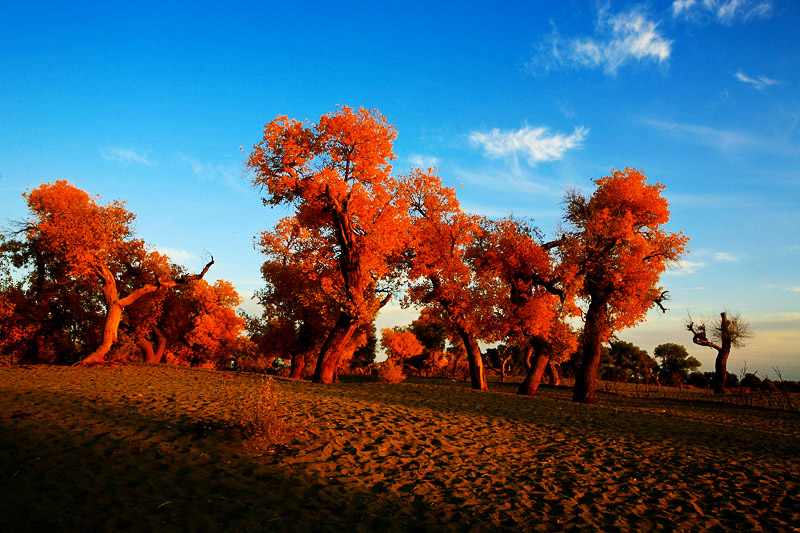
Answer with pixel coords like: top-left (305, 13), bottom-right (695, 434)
top-left (1, 365), bottom-right (798, 531)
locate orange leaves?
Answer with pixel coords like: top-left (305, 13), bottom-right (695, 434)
top-left (563, 168), bottom-right (689, 337)
top-left (380, 328), bottom-right (424, 361)
top-left (24, 180), bottom-right (137, 283)
top-left (250, 107), bottom-right (410, 329)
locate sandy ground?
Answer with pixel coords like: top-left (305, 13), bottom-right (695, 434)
top-left (1, 365), bottom-right (798, 532)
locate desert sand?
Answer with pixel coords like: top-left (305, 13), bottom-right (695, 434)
top-left (1, 365), bottom-right (798, 531)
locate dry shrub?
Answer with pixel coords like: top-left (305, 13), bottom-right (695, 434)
top-left (229, 376), bottom-right (292, 446)
top-left (378, 358), bottom-right (406, 383)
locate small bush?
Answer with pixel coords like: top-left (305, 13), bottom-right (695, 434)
top-left (377, 359), bottom-right (405, 383)
top-left (230, 376), bottom-right (290, 445)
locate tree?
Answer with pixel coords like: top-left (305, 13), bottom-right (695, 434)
top-left (248, 107), bottom-right (409, 383)
top-left (20, 181), bottom-right (214, 365)
top-left (255, 217), bottom-right (342, 379)
top-left (653, 343), bottom-right (701, 386)
top-left (349, 322), bottom-right (378, 371)
top-left (562, 169), bottom-right (689, 403)
top-left (600, 340), bottom-right (656, 383)
top-left (159, 279), bottom-right (244, 368)
top-left (380, 328), bottom-right (424, 369)
top-left (469, 217), bottom-right (577, 396)
top-left (404, 169), bottom-right (496, 390)
top-left (687, 312), bottom-right (751, 394)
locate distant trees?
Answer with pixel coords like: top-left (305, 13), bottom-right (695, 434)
top-left (561, 169), bottom-right (689, 403)
top-left (600, 340), bottom-right (657, 383)
top-left (687, 312), bottom-right (751, 394)
top-left (380, 328), bottom-right (424, 368)
top-left (654, 343), bottom-right (701, 386)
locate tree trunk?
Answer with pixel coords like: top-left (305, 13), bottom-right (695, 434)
top-left (518, 349), bottom-right (549, 396)
top-left (290, 321), bottom-right (315, 379)
top-left (713, 312), bottom-right (733, 395)
top-left (82, 301), bottom-right (124, 364)
top-left (573, 297), bottom-right (608, 404)
top-left (138, 332), bottom-right (166, 364)
top-left (313, 313), bottom-right (360, 384)
top-left (289, 352), bottom-right (307, 379)
top-left (523, 345), bottom-right (533, 372)
top-left (547, 360), bottom-right (560, 386)
top-left (138, 337), bottom-right (156, 363)
top-left (456, 327), bottom-right (488, 391)
top-left (79, 258), bottom-right (213, 366)
top-left (714, 346), bottom-right (731, 395)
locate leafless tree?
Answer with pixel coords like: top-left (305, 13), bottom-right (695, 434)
top-left (687, 311), bottom-right (751, 394)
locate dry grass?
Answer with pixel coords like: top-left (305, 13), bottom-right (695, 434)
top-left (227, 375), bottom-right (292, 445)
top-left (377, 358), bottom-right (405, 383)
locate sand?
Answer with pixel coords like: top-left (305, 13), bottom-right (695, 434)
top-left (1, 365), bottom-right (798, 531)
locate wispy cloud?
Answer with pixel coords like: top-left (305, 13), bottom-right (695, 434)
top-left (667, 259), bottom-right (706, 275)
top-left (530, 9), bottom-right (671, 75)
top-left (179, 153), bottom-right (248, 193)
top-left (180, 153), bottom-right (215, 181)
top-left (672, 0), bottom-right (773, 24)
top-left (735, 71), bottom-right (780, 91)
top-left (408, 154), bottom-right (440, 168)
top-left (155, 246), bottom-right (197, 263)
top-left (666, 250), bottom-right (739, 275)
top-left (102, 147), bottom-right (150, 165)
top-left (469, 125), bottom-right (588, 165)
top-left (713, 252), bottom-right (738, 262)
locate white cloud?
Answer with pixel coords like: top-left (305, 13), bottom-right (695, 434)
top-left (672, 0), bottom-right (773, 24)
top-left (178, 154), bottom-right (247, 192)
top-left (666, 259), bottom-right (706, 275)
top-left (180, 153), bottom-right (214, 181)
top-left (531, 9), bottom-right (671, 75)
top-left (735, 71), bottom-right (780, 91)
top-left (789, 288), bottom-right (800, 293)
top-left (469, 125), bottom-right (588, 165)
top-left (102, 147), bottom-right (150, 165)
top-left (408, 154), bottom-right (440, 168)
top-left (155, 246), bottom-right (197, 263)
top-left (713, 252), bottom-right (737, 262)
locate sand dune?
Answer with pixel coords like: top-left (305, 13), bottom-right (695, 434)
top-left (1, 365), bottom-right (798, 531)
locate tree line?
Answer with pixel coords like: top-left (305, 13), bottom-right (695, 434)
top-left (4, 106), bottom-right (757, 402)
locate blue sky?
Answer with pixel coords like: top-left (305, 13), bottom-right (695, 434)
top-left (2, 1), bottom-right (798, 377)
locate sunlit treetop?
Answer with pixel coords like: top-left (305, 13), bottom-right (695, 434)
top-left (561, 168), bottom-right (689, 335)
top-left (24, 180), bottom-right (146, 283)
top-left (248, 106), bottom-right (410, 323)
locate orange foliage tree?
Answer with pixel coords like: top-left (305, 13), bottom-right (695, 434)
top-left (158, 279), bottom-right (244, 368)
top-left (380, 328), bottom-right (424, 369)
top-left (471, 217), bottom-right (578, 395)
top-left (22, 181), bottom-right (214, 365)
top-left (1, 233), bottom-right (105, 363)
top-left (561, 169), bottom-right (688, 403)
top-left (404, 169), bottom-right (499, 391)
top-left (247, 107), bottom-right (409, 383)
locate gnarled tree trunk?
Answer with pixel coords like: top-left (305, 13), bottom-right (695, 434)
top-left (455, 325), bottom-right (488, 391)
top-left (547, 360), bottom-right (560, 386)
top-left (518, 347), bottom-right (549, 396)
top-left (79, 259), bottom-right (214, 366)
top-left (313, 312), bottom-right (360, 384)
top-left (138, 331), bottom-right (166, 364)
top-left (573, 296), bottom-right (608, 404)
